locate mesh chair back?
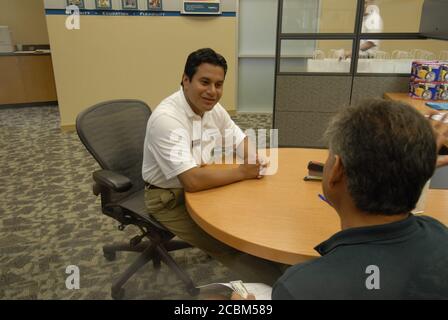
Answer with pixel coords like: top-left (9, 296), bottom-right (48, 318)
top-left (76, 100), bottom-right (151, 200)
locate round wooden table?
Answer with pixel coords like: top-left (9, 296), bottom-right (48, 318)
top-left (186, 148), bottom-right (448, 265)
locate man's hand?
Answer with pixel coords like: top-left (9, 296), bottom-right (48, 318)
top-left (238, 163), bottom-right (262, 180)
top-left (339, 41), bottom-right (376, 61)
top-left (427, 111), bottom-right (448, 168)
top-left (257, 154), bottom-right (270, 177)
top-left (238, 158), bottom-right (269, 180)
top-left (340, 50), bottom-right (352, 60)
top-left (230, 292), bottom-right (256, 300)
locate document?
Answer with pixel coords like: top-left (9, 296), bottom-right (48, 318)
top-left (197, 281), bottom-right (272, 300)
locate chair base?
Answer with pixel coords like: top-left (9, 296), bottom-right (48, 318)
top-left (104, 239), bottom-right (198, 299)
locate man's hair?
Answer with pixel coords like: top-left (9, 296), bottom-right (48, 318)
top-left (324, 99), bottom-right (437, 215)
top-left (181, 48), bottom-right (227, 85)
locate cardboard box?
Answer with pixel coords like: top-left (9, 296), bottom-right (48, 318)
top-left (411, 61), bottom-right (442, 82)
top-left (440, 63), bottom-right (448, 82)
top-left (438, 83), bottom-right (448, 100)
top-left (409, 81), bottom-right (439, 100)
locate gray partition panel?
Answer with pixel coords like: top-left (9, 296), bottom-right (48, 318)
top-left (275, 111), bottom-right (334, 148)
top-left (430, 166), bottom-right (448, 190)
top-left (351, 76), bottom-right (410, 105)
top-left (275, 75), bottom-right (352, 112)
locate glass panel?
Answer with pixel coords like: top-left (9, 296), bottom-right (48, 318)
top-left (280, 40), bottom-right (353, 73)
top-left (238, 58), bottom-right (275, 113)
top-left (239, 0), bottom-right (278, 56)
top-left (364, 0), bottom-right (425, 34)
top-left (356, 39), bottom-right (448, 74)
top-left (282, 0), bottom-right (357, 34)
top-left (238, 0), bottom-right (277, 113)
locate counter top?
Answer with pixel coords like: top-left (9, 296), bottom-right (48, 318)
top-left (0, 50), bottom-right (51, 56)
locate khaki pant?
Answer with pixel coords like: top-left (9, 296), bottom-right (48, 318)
top-left (144, 187), bottom-right (285, 286)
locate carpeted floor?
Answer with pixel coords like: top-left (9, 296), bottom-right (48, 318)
top-left (0, 105), bottom-right (272, 300)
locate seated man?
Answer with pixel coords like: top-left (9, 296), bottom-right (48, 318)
top-left (233, 100), bottom-right (448, 300)
top-left (272, 100), bottom-right (448, 299)
top-left (142, 48), bottom-right (283, 285)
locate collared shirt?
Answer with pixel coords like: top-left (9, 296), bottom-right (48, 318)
top-left (142, 89), bottom-right (246, 189)
top-left (272, 214), bottom-right (448, 299)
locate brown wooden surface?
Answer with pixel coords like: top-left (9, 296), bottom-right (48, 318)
top-left (0, 55), bottom-right (57, 105)
top-left (384, 92), bottom-right (448, 147)
top-left (384, 92), bottom-right (447, 114)
top-left (186, 148), bottom-right (448, 265)
top-left (18, 55), bottom-right (57, 103)
top-left (0, 56), bottom-right (27, 104)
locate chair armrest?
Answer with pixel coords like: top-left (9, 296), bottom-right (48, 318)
top-left (93, 170), bottom-right (132, 193)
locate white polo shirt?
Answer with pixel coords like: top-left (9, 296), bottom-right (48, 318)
top-left (142, 89), bottom-right (246, 189)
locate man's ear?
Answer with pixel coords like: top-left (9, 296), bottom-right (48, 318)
top-left (182, 74), bottom-right (190, 86)
top-left (328, 155), bottom-right (344, 187)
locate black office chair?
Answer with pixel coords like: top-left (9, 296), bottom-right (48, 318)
top-left (76, 100), bottom-right (199, 299)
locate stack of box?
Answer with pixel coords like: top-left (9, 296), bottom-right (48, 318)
top-left (409, 61), bottom-right (448, 100)
top-left (0, 26), bottom-right (14, 53)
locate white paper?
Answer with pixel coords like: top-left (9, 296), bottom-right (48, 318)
top-left (197, 282), bottom-right (272, 300)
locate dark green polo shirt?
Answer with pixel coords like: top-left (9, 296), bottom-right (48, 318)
top-left (272, 214), bottom-right (448, 299)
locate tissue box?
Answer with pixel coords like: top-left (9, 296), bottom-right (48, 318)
top-left (409, 81), bottom-right (439, 100)
top-left (411, 61), bottom-right (442, 82)
top-left (438, 83), bottom-right (448, 100)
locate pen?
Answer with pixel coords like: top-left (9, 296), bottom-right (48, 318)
top-left (318, 194), bottom-right (331, 205)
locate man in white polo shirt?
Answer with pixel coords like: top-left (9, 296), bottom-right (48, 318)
top-left (142, 48), bottom-right (283, 285)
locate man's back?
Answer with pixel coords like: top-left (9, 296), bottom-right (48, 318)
top-left (273, 215), bottom-right (448, 299)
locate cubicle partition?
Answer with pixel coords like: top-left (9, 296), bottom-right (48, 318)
top-left (350, 75), bottom-right (410, 105)
top-left (273, 0), bottom-right (447, 148)
top-left (275, 75), bottom-right (351, 147)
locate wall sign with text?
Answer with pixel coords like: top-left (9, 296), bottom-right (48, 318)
top-left (181, 0), bottom-right (221, 15)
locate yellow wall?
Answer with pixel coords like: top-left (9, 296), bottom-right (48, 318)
top-left (0, 0), bottom-right (49, 45)
top-left (318, 0), bottom-right (357, 34)
top-left (379, 0), bottom-right (423, 33)
top-left (46, 15), bottom-right (237, 127)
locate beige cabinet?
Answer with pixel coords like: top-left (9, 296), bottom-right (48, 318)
top-left (0, 54), bottom-right (57, 105)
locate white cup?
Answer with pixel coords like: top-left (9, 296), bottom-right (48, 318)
top-left (412, 180), bottom-right (430, 214)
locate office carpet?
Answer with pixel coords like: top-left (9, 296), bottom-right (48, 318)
top-left (0, 105), bottom-right (273, 300)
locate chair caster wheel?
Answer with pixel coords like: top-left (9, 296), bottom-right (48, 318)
top-left (187, 286), bottom-right (200, 296)
top-left (103, 251), bottom-right (116, 261)
top-left (111, 287), bottom-right (125, 300)
top-left (153, 258), bottom-right (161, 270)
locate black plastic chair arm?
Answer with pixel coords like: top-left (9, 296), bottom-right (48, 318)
top-left (93, 170), bottom-right (133, 193)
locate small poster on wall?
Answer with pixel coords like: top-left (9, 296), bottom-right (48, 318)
top-left (66, 0), bottom-right (84, 9)
top-left (95, 0), bottom-right (112, 10)
top-left (148, 0), bottom-right (163, 11)
top-left (122, 0), bottom-right (138, 10)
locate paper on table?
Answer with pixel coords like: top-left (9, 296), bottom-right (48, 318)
top-left (197, 282), bottom-right (272, 300)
